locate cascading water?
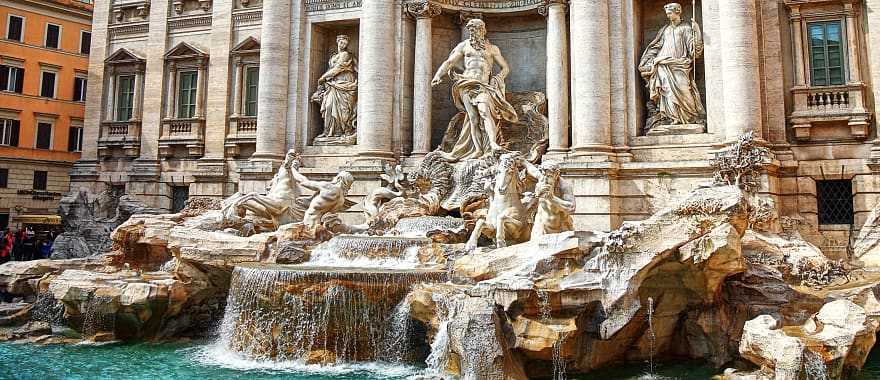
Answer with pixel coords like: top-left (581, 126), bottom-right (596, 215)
top-left (391, 216), bottom-right (464, 237)
top-left (647, 297), bottom-right (656, 377)
top-left (81, 295), bottom-right (117, 339)
top-left (307, 235), bottom-right (434, 268)
top-left (218, 265), bottom-right (445, 364)
top-left (538, 290), bottom-right (567, 380)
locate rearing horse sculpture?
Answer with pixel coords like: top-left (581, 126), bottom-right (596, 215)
top-left (466, 152), bottom-right (531, 250)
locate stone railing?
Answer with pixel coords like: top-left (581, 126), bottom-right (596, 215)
top-left (159, 118), bottom-right (205, 157)
top-left (789, 83), bottom-right (871, 141)
top-left (97, 120), bottom-right (141, 158)
top-left (225, 115), bottom-right (257, 157)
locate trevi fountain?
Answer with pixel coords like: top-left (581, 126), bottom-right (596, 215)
top-left (5, 0), bottom-right (880, 379)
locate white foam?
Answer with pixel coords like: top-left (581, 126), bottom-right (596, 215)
top-left (186, 343), bottom-right (422, 378)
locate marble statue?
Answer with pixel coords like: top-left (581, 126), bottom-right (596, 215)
top-left (466, 152), bottom-right (531, 250)
top-left (523, 160), bottom-right (575, 239)
top-left (432, 19), bottom-right (519, 161)
top-left (638, 2), bottom-right (705, 135)
top-left (220, 150), bottom-right (307, 230)
top-left (312, 34), bottom-right (358, 145)
top-left (363, 164), bottom-right (412, 219)
top-left (289, 167), bottom-right (355, 230)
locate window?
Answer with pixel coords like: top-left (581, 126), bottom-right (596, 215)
top-left (68, 126), bottom-right (83, 152)
top-left (35, 122), bottom-right (52, 149)
top-left (32, 171), bottom-right (47, 191)
top-left (172, 186), bottom-right (189, 213)
top-left (0, 119), bottom-right (19, 146)
top-left (80, 31), bottom-right (91, 54)
top-left (40, 71), bottom-right (56, 98)
top-left (45, 24), bottom-right (60, 49)
top-left (177, 71), bottom-right (198, 118)
top-left (115, 75), bottom-right (135, 121)
top-left (0, 65), bottom-right (24, 93)
top-left (0, 169), bottom-right (7, 188)
top-left (0, 214), bottom-right (8, 230)
top-left (244, 66), bottom-right (258, 117)
top-left (73, 77), bottom-right (87, 101)
top-left (808, 21), bottom-right (845, 86)
top-left (6, 15), bottom-right (23, 42)
top-left (817, 180), bottom-right (854, 225)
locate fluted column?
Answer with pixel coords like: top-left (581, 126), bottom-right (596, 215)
top-left (542, 0), bottom-right (569, 154)
top-left (407, 1), bottom-right (441, 157)
top-left (252, 0), bottom-right (291, 161)
top-left (569, 0), bottom-right (612, 159)
top-left (719, 0), bottom-right (763, 141)
top-left (357, 0), bottom-right (397, 159)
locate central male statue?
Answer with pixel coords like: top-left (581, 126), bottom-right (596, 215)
top-left (432, 19), bottom-right (518, 161)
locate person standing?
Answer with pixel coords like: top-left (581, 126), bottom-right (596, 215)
top-left (0, 229), bottom-right (12, 264)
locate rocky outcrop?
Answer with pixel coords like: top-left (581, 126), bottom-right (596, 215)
top-left (738, 300), bottom-right (878, 380)
top-left (854, 201), bottom-right (880, 267)
top-left (53, 188), bottom-right (161, 259)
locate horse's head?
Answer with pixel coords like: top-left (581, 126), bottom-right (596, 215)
top-left (495, 152), bottom-right (523, 194)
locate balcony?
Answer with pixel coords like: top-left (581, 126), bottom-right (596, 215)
top-left (97, 120), bottom-right (141, 158)
top-left (225, 115), bottom-right (256, 157)
top-left (160, 118), bottom-right (205, 157)
top-left (789, 83), bottom-right (872, 141)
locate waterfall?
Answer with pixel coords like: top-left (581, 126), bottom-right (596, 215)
top-left (307, 235), bottom-right (434, 269)
top-left (391, 216), bottom-right (464, 237)
top-left (647, 297), bottom-right (656, 377)
top-left (552, 331), bottom-right (569, 380)
top-left (81, 295), bottom-right (116, 339)
top-left (218, 265), bottom-right (445, 364)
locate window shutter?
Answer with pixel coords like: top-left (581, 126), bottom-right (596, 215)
top-left (9, 121), bottom-right (19, 147)
top-left (14, 68), bottom-right (23, 93)
top-left (68, 127), bottom-right (76, 152)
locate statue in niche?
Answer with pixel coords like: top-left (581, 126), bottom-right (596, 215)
top-left (432, 19), bottom-right (519, 162)
top-left (312, 34), bottom-right (358, 145)
top-left (638, 2), bottom-right (705, 136)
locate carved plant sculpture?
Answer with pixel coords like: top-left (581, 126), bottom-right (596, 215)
top-left (711, 131), bottom-right (770, 193)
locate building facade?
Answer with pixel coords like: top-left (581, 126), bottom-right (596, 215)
top-left (1, 0), bottom-right (92, 230)
top-left (74, 0), bottom-right (880, 255)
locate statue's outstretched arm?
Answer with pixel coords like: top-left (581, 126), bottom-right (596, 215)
top-left (290, 168), bottom-right (321, 191)
top-left (432, 44), bottom-right (464, 86)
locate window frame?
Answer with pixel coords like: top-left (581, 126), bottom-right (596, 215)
top-left (68, 125), bottom-right (83, 152)
top-left (44, 22), bottom-right (61, 49)
top-left (115, 74), bottom-right (135, 121)
top-left (816, 179), bottom-right (854, 225)
top-left (5, 14), bottom-right (24, 42)
top-left (0, 118), bottom-right (20, 147)
top-left (73, 75), bottom-right (87, 102)
top-left (0, 64), bottom-right (24, 93)
top-left (0, 168), bottom-right (8, 189)
top-left (79, 30), bottom-right (91, 55)
top-left (177, 70), bottom-right (198, 119)
top-left (244, 65), bottom-right (259, 117)
top-left (804, 18), bottom-right (848, 87)
top-left (32, 170), bottom-right (47, 191)
top-left (39, 70), bottom-right (57, 98)
top-left (34, 121), bottom-right (53, 150)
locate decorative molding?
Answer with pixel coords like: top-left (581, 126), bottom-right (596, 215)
top-left (109, 21), bottom-right (149, 38)
top-left (232, 9), bottom-right (262, 26)
top-left (429, 0), bottom-right (546, 13)
top-left (537, 0), bottom-right (565, 16)
top-left (304, 0), bottom-right (361, 12)
top-left (168, 15), bottom-right (212, 30)
top-left (406, 1), bottom-right (442, 19)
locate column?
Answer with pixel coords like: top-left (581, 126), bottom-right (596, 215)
top-left (543, 0), bottom-right (570, 154)
top-left (844, 3), bottom-right (862, 84)
top-left (719, 0), bottom-right (763, 141)
top-left (232, 58), bottom-right (244, 117)
top-left (76, 0), bottom-right (111, 166)
top-left (569, 0), bottom-right (612, 159)
top-left (105, 71), bottom-right (116, 121)
top-left (790, 6), bottom-right (806, 87)
top-left (195, 61), bottom-right (206, 118)
top-left (132, 70), bottom-right (143, 119)
top-left (165, 64), bottom-right (177, 119)
top-left (201, 0), bottom-right (234, 162)
top-left (138, 0), bottom-right (171, 161)
top-left (357, 0), bottom-right (398, 159)
top-left (252, 0), bottom-right (291, 161)
top-left (407, 1), bottom-right (441, 156)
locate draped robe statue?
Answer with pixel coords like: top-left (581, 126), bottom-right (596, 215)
top-left (638, 3), bottom-right (705, 135)
top-left (312, 35), bottom-right (358, 145)
top-left (431, 19), bottom-right (519, 161)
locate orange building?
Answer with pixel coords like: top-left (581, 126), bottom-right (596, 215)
top-left (0, 0), bottom-right (91, 230)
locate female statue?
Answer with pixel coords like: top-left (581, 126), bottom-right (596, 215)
top-left (312, 34), bottom-right (358, 144)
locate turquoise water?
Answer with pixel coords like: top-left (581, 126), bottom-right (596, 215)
top-left (1, 340), bottom-right (880, 380)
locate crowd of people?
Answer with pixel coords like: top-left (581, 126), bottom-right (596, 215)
top-left (0, 227), bottom-right (54, 263)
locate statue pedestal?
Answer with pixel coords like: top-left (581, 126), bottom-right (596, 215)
top-left (646, 124), bottom-right (706, 136)
top-left (313, 134), bottom-right (357, 146)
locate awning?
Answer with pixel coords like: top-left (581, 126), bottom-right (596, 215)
top-left (11, 215), bottom-right (62, 225)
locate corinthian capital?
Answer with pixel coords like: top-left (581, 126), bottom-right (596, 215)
top-left (406, 1), bottom-right (442, 19)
